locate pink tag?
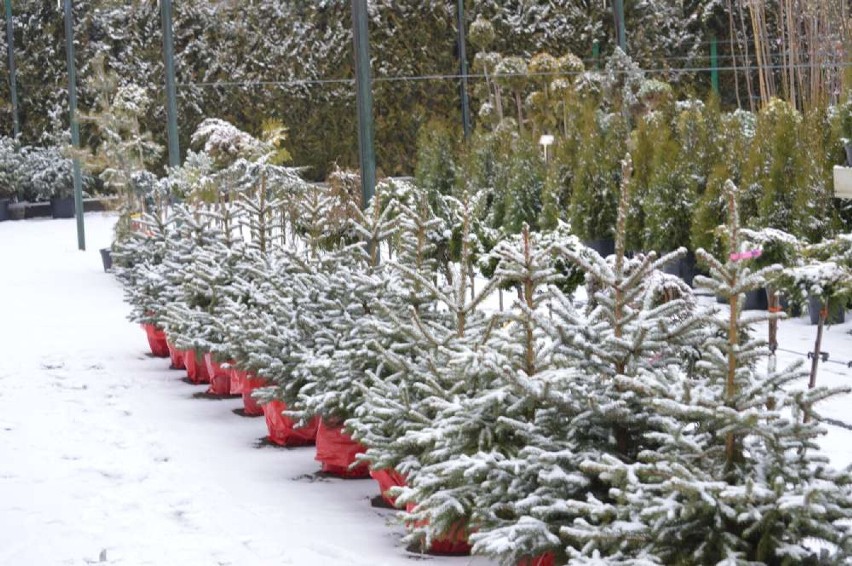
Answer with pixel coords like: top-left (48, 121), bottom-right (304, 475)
top-left (729, 249), bottom-right (762, 262)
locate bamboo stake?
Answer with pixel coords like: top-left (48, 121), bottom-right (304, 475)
top-left (749, 1), bottom-right (769, 105)
top-left (728, 0), bottom-right (743, 109)
top-left (737, 0), bottom-right (757, 111)
top-left (778, 0), bottom-right (790, 103)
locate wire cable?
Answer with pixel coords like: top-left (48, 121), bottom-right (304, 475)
top-left (171, 60), bottom-right (852, 90)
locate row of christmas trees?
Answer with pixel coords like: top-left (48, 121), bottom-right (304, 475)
top-left (113, 120), bottom-right (852, 565)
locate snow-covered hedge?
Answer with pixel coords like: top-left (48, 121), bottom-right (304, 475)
top-left (0, 136), bottom-right (96, 202)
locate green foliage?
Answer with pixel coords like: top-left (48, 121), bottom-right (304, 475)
top-left (741, 98), bottom-right (833, 242)
top-left (626, 113), bottom-right (662, 251)
top-left (691, 109), bottom-right (755, 256)
top-left (414, 120), bottom-right (458, 199)
top-left (692, 167), bottom-right (731, 258)
top-left (468, 14), bottom-right (495, 51)
top-left (569, 107), bottom-right (627, 241)
top-left (751, 100), bottom-right (807, 233)
top-left (538, 147), bottom-right (572, 232)
top-left (781, 233), bottom-right (852, 310)
top-left (502, 137), bottom-right (545, 234)
top-left (642, 117), bottom-right (697, 252)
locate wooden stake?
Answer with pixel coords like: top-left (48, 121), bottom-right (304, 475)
top-left (804, 300), bottom-right (828, 423)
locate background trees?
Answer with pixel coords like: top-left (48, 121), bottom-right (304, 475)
top-left (4, 0), bottom-right (846, 181)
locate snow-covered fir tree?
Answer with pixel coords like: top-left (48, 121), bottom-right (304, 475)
top-left (345, 185), bottom-right (452, 480)
top-left (348, 192), bottom-right (500, 516)
top-left (564, 181), bottom-right (852, 563)
top-left (394, 222), bottom-right (568, 553)
top-left (111, 183), bottom-right (174, 328)
top-left (469, 155), bottom-right (706, 564)
top-left (293, 187), bottom-right (398, 426)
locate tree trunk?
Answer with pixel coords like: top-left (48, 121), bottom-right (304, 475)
top-left (767, 286), bottom-right (779, 354)
top-left (804, 299), bottom-right (827, 423)
top-left (515, 91), bottom-right (524, 133)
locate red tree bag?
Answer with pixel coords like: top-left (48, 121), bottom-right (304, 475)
top-left (230, 368), bottom-right (246, 395)
top-left (184, 350), bottom-right (211, 384)
top-left (405, 502), bottom-right (472, 555)
top-left (370, 468), bottom-right (407, 507)
top-left (166, 341), bottom-right (185, 370)
top-left (517, 553), bottom-right (556, 566)
top-left (141, 323), bottom-right (169, 357)
top-left (242, 374), bottom-right (267, 416)
top-left (204, 353), bottom-right (231, 395)
top-left (263, 400), bottom-right (319, 446)
top-left (315, 419), bottom-right (369, 478)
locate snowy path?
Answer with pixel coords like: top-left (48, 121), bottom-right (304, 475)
top-left (0, 215), bottom-right (493, 566)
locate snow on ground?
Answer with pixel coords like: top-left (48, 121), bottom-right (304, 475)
top-left (0, 214), bottom-right (494, 566)
top-left (759, 305), bottom-right (852, 468)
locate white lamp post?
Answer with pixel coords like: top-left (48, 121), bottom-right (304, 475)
top-left (834, 166), bottom-right (852, 199)
top-left (539, 134), bottom-right (554, 162)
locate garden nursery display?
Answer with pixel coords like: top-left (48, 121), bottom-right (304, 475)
top-left (3, 2), bottom-right (852, 563)
top-left (108, 119), bottom-right (852, 564)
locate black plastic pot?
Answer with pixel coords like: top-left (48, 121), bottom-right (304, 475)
top-left (8, 202), bottom-right (25, 220)
top-left (808, 295), bottom-right (846, 325)
top-left (716, 287), bottom-right (768, 310)
top-left (0, 199), bottom-right (9, 222)
top-left (50, 196), bottom-right (75, 219)
top-left (584, 238), bottom-right (615, 258)
top-left (743, 288), bottom-right (769, 311)
top-left (100, 248), bottom-right (113, 272)
top-left (662, 251), bottom-right (697, 287)
top-left (778, 294), bottom-right (802, 318)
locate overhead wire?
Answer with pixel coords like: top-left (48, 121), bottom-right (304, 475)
top-left (169, 60), bottom-right (852, 89)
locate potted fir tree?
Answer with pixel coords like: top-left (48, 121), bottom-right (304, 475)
top-left (0, 137), bottom-right (20, 222)
top-left (74, 56), bottom-right (163, 269)
top-left (783, 235), bottom-right (852, 326)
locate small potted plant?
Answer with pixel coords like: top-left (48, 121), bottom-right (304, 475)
top-left (783, 235), bottom-right (852, 326)
top-left (0, 185), bottom-right (13, 222)
top-left (780, 244), bottom-right (851, 396)
top-left (0, 136), bottom-right (21, 222)
top-left (14, 144), bottom-right (88, 218)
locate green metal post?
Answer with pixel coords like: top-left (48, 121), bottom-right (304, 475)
top-left (592, 40), bottom-right (600, 69)
top-left (4, 0), bottom-right (19, 137)
top-left (161, 0), bottom-right (180, 168)
top-left (457, 0), bottom-right (471, 140)
top-left (351, 0), bottom-right (375, 209)
top-left (63, 0), bottom-right (85, 251)
top-left (710, 34), bottom-right (720, 97)
top-left (613, 0), bottom-right (626, 53)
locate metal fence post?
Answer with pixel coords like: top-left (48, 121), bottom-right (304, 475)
top-left (161, 0), bottom-right (180, 168)
top-left (457, 0), bottom-right (470, 140)
top-left (711, 34), bottom-right (720, 96)
top-left (4, 0), bottom-right (19, 137)
top-left (351, 0), bottom-right (375, 209)
top-left (63, 0), bottom-right (85, 250)
top-left (613, 0), bottom-right (626, 53)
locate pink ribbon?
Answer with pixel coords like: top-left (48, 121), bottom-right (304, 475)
top-left (729, 249), bottom-right (762, 262)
